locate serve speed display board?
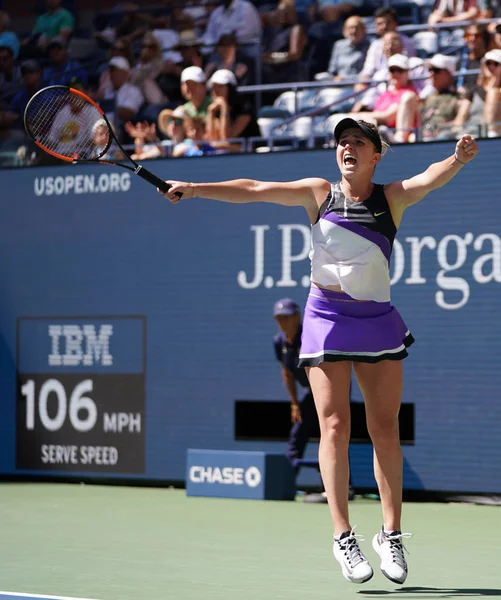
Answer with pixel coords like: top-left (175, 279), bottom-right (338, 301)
top-left (16, 316), bottom-right (146, 474)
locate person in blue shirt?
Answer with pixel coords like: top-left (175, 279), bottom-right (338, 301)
top-left (273, 298), bottom-right (317, 473)
top-left (42, 36), bottom-right (88, 87)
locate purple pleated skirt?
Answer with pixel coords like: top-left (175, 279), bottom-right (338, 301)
top-left (298, 286), bottom-right (414, 366)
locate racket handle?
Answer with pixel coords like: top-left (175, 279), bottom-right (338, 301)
top-left (134, 165), bottom-right (183, 198)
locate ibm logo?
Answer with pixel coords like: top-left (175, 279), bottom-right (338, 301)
top-left (48, 325), bottom-right (113, 367)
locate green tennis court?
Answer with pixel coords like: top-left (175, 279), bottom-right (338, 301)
top-left (0, 484), bottom-right (499, 600)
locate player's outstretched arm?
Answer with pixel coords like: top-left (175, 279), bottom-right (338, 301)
top-left (385, 135), bottom-right (479, 211)
top-left (160, 177), bottom-right (330, 222)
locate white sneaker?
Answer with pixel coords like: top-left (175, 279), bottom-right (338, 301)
top-left (333, 528), bottom-right (374, 584)
top-left (372, 527), bottom-right (412, 584)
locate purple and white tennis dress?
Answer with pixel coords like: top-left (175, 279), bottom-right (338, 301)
top-left (298, 181), bottom-right (414, 367)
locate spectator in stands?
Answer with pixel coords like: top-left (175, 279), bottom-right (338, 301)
top-left (261, 0), bottom-right (307, 84)
top-left (42, 37), bottom-right (88, 87)
top-left (478, 0), bottom-right (501, 18)
top-left (0, 60), bottom-right (42, 130)
top-left (459, 24), bottom-right (490, 91)
top-left (353, 32), bottom-right (405, 111)
top-left (206, 68), bottom-right (253, 142)
top-left (428, 0), bottom-right (479, 26)
top-left (158, 106), bottom-right (187, 155)
top-left (172, 115), bottom-right (216, 157)
top-left (490, 21), bottom-right (501, 50)
top-left (457, 49), bottom-right (501, 136)
top-left (157, 30), bottom-right (204, 107)
top-left (101, 56), bottom-right (144, 129)
top-left (350, 54), bottom-right (419, 143)
top-left (0, 46), bottom-right (22, 108)
top-left (202, 0), bottom-right (262, 52)
top-left (179, 66), bottom-right (212, 120)
top-left (360, 7), bottom-right (415, 81)
top-left (321, 15), bottom-right (370, 80)
top-left (130, 32), bottom-right (166, 105)
top-left (421, 54), bottom-right (460, 140)
top-left (482, 48), bottom-right (501, 136)
top-left (22, 0), bottom-right (74, 55)
top-left (92, 37), bottom-right (134, 100)
top-left (0, 12), bottom-right (20, 60)
top-left (204, 33), bottom-right (253, 85)
top-left (124, 120), bottom-right (160, 159)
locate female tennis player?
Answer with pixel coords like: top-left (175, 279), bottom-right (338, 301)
top-left (161, 120), bottom-right (478, 585)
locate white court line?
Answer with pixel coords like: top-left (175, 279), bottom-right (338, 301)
top-left (0, 592), bottom-right (100, 600)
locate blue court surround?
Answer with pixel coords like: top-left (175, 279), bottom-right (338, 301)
top-left (0, 139), bottom-right (500, 493)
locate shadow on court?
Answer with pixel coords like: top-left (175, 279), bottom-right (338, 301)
top-left (359, 587), bottom-right (501, 598)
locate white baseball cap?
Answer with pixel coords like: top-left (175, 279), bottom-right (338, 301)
top-left (428, 54), bottom-right (456, 74)
top-left (109, 56), bottom-right (131, 71)
top-left (484, 49), bottom-right (501, 64)
top-left (181, 66), bottom-right (206, 83)
top-left (208, 68), bottom-right (237, 87)
top-left (388, 54), bottom-right (409, 70)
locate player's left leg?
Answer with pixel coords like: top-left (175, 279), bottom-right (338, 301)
top-left (353, 360), bottom-right (412, 584)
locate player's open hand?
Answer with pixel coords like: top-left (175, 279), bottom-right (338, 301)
top-left (159, 181), bottom-right (195, 203)
top-left (455, 135), bottom-right (478, 164)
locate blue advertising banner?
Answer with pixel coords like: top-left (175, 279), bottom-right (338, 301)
top-left (0, 138), bottom-right (500, 491)
top-left (186, 449), bottom-right (295, 500)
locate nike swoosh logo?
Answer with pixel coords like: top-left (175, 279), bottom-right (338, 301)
top-left (374, 211), bottom-right (386, 217)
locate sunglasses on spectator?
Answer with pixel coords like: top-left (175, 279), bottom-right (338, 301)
top-left (486, 60), bottom-right (501, 67)
top-left (113, 45), bottom-right (125, 51)
top-left (142, 43), bottom-right (156, 49)
top-left (466, 32), bottom-right (481, 39)
top-left (428, 67), bottom-right (445, 73)
top-left (389, 67), bottom-right (406, 73)
top-left (168, 117), bottom-right (184, 126)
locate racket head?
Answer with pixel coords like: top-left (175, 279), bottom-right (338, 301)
top-left (24, 85), bottom-right (114, 162)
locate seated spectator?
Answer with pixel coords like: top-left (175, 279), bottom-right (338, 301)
top-left (206, 68), bottom-right (254, 142)
top-left (428, 0), bottom-right (479, 26)
top-left (457, 49), bottom-right (501, 136)
top-left (205, 33), bottom-right (253, 85)
top-left (490, 21), bottom-right (501, 50)
top-left (202, 0), bottom-right (262, 53)
top-left (130, 32), bottom-right (166, 105)
top-left (0, 60), bottom-right (42, 131)
top-left (351, 54), bottom-right (419, 142)
top-left (482, 48), bottom-right (501, 135)
top-left (22, 0), bottom-right (74, 55)
top-left (0, 12), bottom-right (20, 60)
top-left (42, 37), bottom-right (88, 87)
top-left (100, 56), bottom-right (144, 130)
top-left (48, 80), bottom-right (96, 155)
top-left (421, 54), bottom-right (460, 140)
top-left (315, 16), bottom-right (369, 81)
top-left (0, 45), bottom-right (22, 108)
top-left (360, 7), bottom-right (415, 81)
top-left (353, 31), bottom-right (405, 111)
top-left (458, 24), bottom-right (490, 92)
top-left (94, 2), bottom-right (148, 46)
top-left (91, 118), bottom-right (125, 159)
top-left (261, 1), bottom-right (307, 84)
top-left (172, 115), bottom-right (216, 157)
top-left (124, 120), bottom-right (161, 159)
top-left (157, 30), bottom-right (204, 107)
top-left (180, 66), bottom-right (212, 120)
top-left (157, 106), bottom-right (187, 155)
top-left (92, 37), bottom-right (135, 100)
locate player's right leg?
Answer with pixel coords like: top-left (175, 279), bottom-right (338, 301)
top-left (307, 362), bottom-right (373, 583)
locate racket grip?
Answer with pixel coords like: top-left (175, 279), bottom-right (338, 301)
top-left (135, 165), bottom-right (183, 198)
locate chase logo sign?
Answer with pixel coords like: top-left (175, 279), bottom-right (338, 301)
top-left (186, 449), bottom-right (295, 500)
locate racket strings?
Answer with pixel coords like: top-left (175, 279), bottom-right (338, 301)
top-left (25, 88), bottom-right (109, 160)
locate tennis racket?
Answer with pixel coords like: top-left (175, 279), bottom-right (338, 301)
top-left (24, 85), bottom-right (179, 196)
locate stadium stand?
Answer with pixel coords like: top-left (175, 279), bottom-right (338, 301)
top-left (0, 0), bottom-right (501, 165)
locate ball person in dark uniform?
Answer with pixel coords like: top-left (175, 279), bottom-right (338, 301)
top-left (272, 298), bottom-right (316, 474)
